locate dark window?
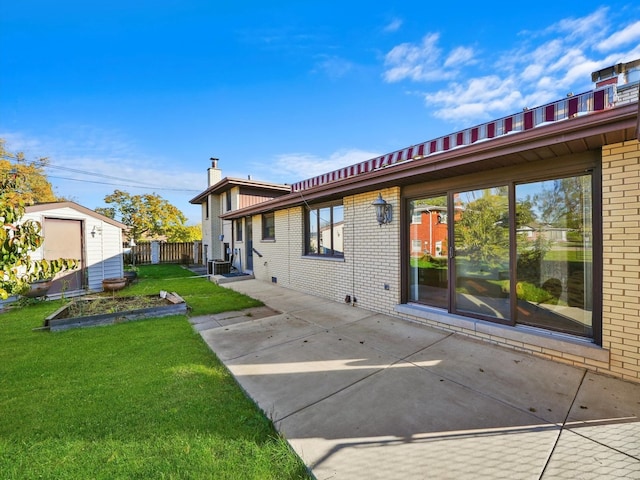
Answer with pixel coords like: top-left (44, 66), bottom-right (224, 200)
top-left (226, 191), bottom-right (232, 212)
top-left (262, 212), bottom-right (275, 240)
top-left (236, 218), bottom-right (243, 242)
top-left (306, 202), bottom-right (344, 257)
top-left (205, 197), bottom-right (209, 219)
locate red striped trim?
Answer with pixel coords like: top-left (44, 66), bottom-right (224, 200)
top-left (545, 105), bottom-right (555, 122)
top-left (568, 97), bottom-right (579, 116)
top-left (289, 86), bottom-right (613, 193)
top-left (505, 117), bottom-right (513, 133)
top-left (524, 110), bottom-right (534, 130)
top-left (594, 89), bottom-right (605, 110)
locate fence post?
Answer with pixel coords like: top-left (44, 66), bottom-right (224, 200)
top-left (151, 241), bottom-right (160, 264)
top-left (193, 241), bottom-right (201, 264)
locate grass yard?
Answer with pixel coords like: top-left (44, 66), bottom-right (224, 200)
top-left (0, 264), bottom-right (310, 479)
top-left (123, 264), bottom-right (264, 316)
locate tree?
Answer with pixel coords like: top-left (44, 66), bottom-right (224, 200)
top-left (166, 224), bottom-right (202, 242)
top-left (455, 190), bottom-right (510, 268)
top-left (0, 172), bottom-right (77, 299)
top-left (0, 139), bottom-right (57, 205)
top-left (96, 190), bottom-right (188, 242)
top-left (533, 176), bottom-right (590, 237)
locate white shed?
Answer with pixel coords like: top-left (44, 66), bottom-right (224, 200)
top-left (23, 202), bottom-right (127, 297)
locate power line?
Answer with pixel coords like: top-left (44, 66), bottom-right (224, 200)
top-left (2, 157), bottom-right (202, 193)
top-left (45, 163), bottom-right (163, 187)
top-left (47, 175), bottom-right (201, 192)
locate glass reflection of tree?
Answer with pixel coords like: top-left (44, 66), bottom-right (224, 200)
top-left (455, 189), bottom-right (509, 269)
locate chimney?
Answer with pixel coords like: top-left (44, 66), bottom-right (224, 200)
top-left (208, 157), bottom-right (222, 186)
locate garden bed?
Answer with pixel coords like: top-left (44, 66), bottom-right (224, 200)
top-left (41, 292), bottom-right (187, 331)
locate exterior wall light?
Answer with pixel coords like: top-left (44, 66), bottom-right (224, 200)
top-left (372, 193), bottom-right (392, 226)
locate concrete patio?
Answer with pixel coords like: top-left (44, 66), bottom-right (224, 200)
top-left (191, 279), bottom-right (640, 479)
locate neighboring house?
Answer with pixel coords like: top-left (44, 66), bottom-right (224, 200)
top-left (410, 206), bottom-right (448, 258)
top-left (23, 202), bottom-right (127, 297)
top-left (214, 59), bottom-right (640, 384)
top-left (189, 159), bottom-right (290, 272)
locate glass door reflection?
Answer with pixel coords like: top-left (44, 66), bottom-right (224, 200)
top-left (453, 187), bottom-right (511, 321)
top-left (408, 195), bottom-right (448, 309)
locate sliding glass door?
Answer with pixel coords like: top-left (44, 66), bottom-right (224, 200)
top-left (408, 195), bottom-right (448, 309)
top-left (405, 171), bottom-right (596, 338)
top-left (514, 176), bottom-right (593, 337)
top-left (453, 187), bottom-right (511, 321)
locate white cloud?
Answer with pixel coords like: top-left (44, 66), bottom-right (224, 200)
top-left (383, 18), bottom-right (403, 33)
top-left (385, 7), bottom-right (640, 125)
top-left (597, 20), bottom-right (640, 51)
top-left (426, 77), bottom-right (524, 123)
top-left (521, 63), bottom-right (544, 82)
top-left (313, 55), bottom-right (354, 79)
top-left (549, 7), bottom-right (609, 42)
top-left (383, 33), bottom-right (444, 82)
top-left (444, 47), bottom-right (475, 68)
top-left (264, 148), bottom-right (381, 180)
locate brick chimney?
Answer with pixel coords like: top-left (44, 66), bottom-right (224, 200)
top-left (592, 59), bottom-right (640, 88)
top-left (208, 157), bottom-right (222, 187)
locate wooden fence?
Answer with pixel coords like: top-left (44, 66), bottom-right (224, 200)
top-left (124, 241), bottom-right (203, 265)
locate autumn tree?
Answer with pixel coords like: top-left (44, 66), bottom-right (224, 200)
top-left (0, 139), bottom-right (57, 205)
top-left (96, 190), bottom-right (189, 242)
top-left (166, 224), bottom-right (202, 242)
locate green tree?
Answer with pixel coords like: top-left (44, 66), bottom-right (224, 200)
top-left (96, 190), bottom-right (188, 242)
top-left (0, 139), bottom-right (57, 205)
top-left (534, 176), bottom-right (590, 231)
top-left (455, 190), bottom-right (509, 268)
top-left (0, 172), bottom-right (77, 299)
top-left (166, 224), bottom-right (202, 242)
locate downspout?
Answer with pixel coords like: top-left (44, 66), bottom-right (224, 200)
top-left (352, 196), bottom-right (356, 305)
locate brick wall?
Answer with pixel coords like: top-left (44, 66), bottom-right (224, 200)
top-left (617, 83), bottom-right (639, 104)
top-left (348, 188), bottom-right (401, 313)
top-left (602, 139), bottom-right (640, 382)
top-left (251, 188), bottom-right (401, 309)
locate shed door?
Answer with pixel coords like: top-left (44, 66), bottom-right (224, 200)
top-left (43, 218), bottom-right (84, 294)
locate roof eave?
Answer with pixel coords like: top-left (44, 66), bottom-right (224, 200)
top-left (189, 177), bottom-right (290, 204)
top-left (24, 201), bottom-right (128, 230)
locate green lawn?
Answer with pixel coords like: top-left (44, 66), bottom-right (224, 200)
top-left (0, 265), bottom-right (310, 480)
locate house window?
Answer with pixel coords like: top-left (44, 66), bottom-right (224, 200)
top-left (236, 218), bottom-right (243, 242)
top-left (306, 202), bottom-right (344, 257)
top-left (204, 197), bottom-right (209, 220)
top-left (262, 212), bottom-right (275, 240)
top-left (225, 191), bottom-right (232, 212)
top-left (405, 168), bottom-right (598, 341)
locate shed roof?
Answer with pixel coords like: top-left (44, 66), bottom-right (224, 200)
top-left (25, 201), bottom-right (128, 230)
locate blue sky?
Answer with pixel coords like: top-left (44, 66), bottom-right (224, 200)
top-left (2, 1), bottom-right (639, 224)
